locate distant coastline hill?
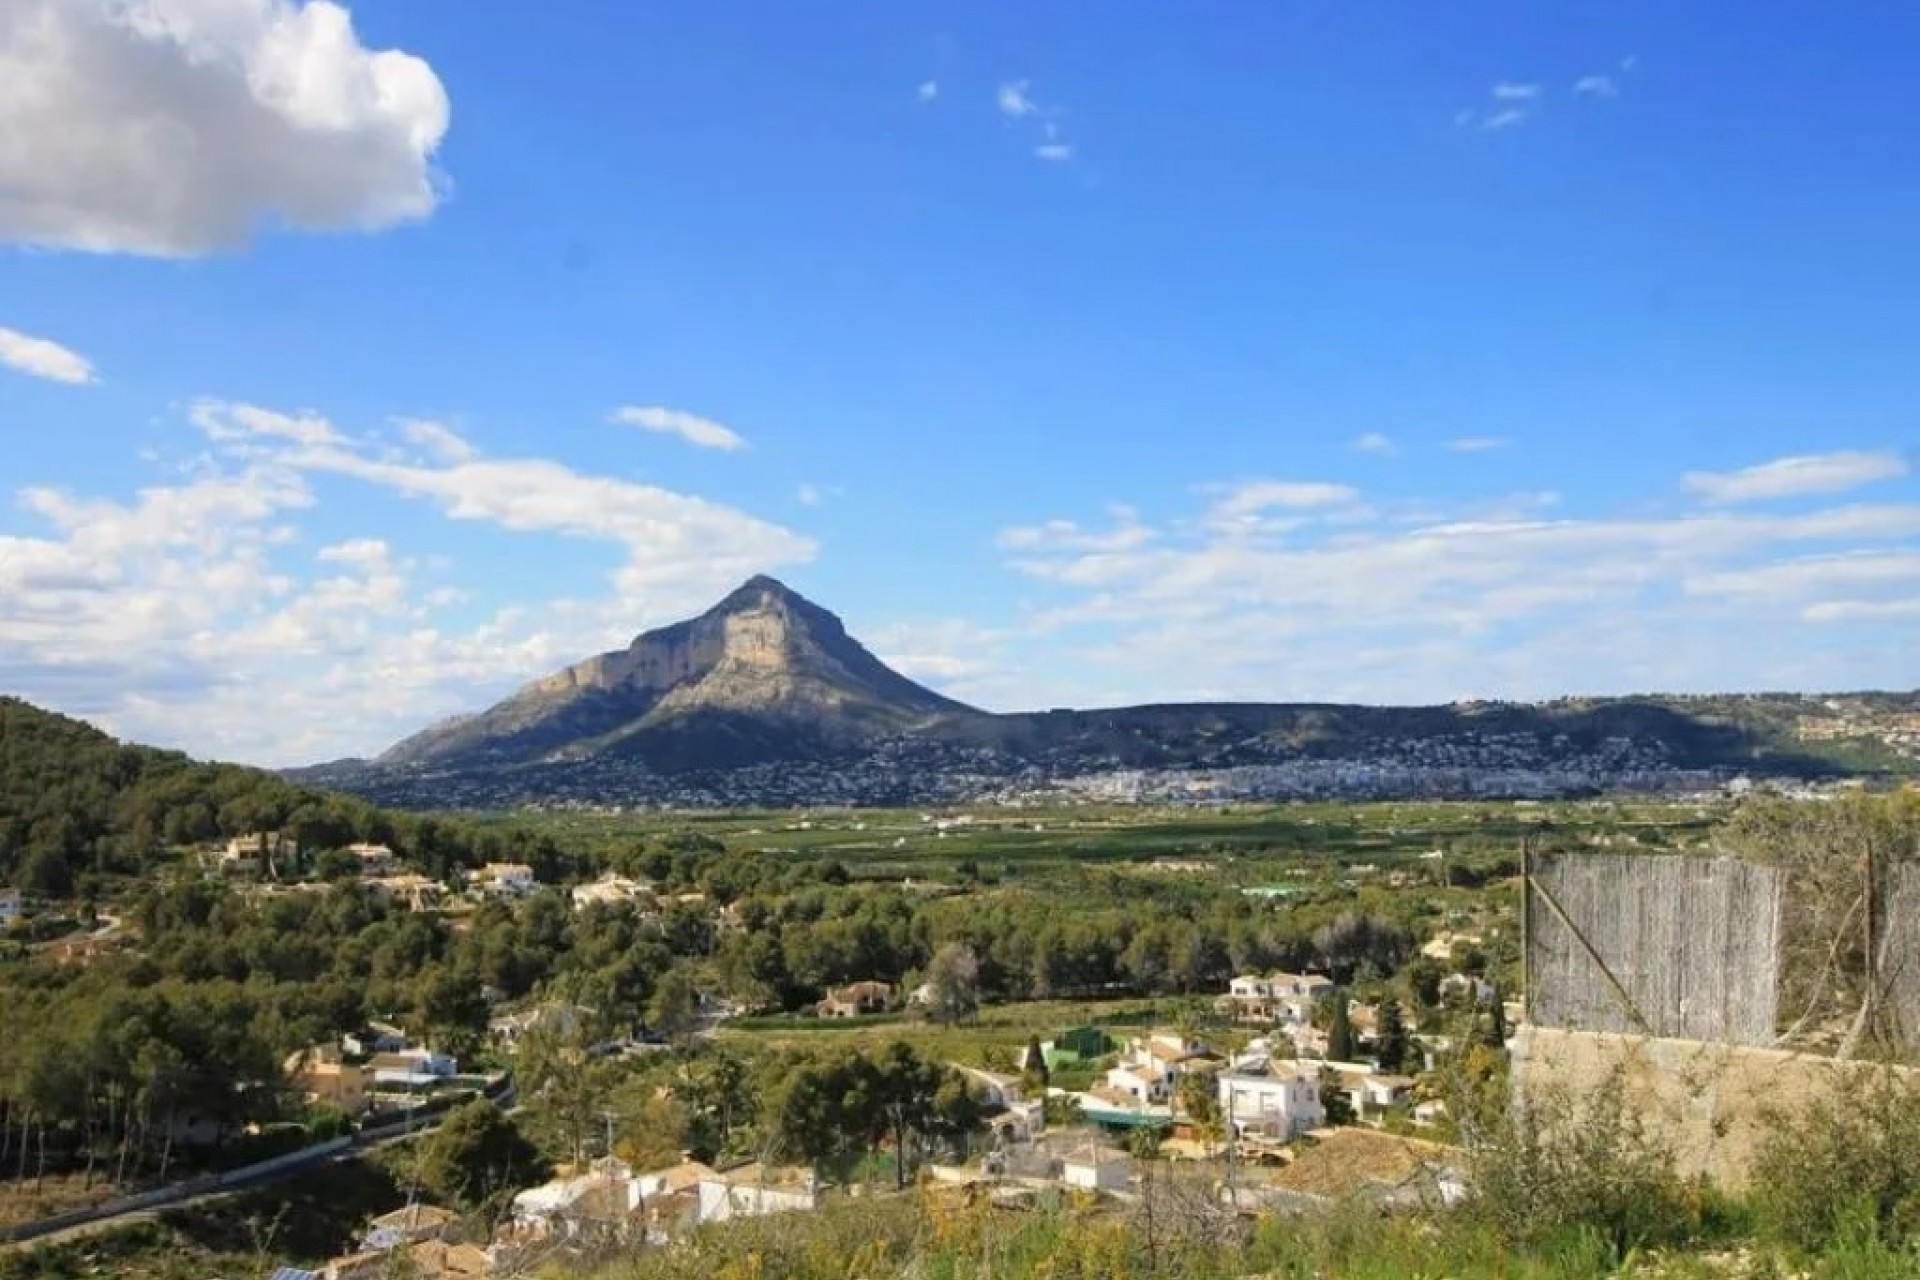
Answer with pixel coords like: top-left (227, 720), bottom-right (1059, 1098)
top-left (286, 577), bottom-right (1920, 809)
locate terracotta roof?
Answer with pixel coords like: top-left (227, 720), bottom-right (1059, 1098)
top-left (1268, 1128), bottom-right (1457, 1199)
top-left (643, 1160), bottom-right (717, 1193)
top-left (371, 1203), bottom-right (459, 1231)
top-left (407, 1239), bottom-right (491, 1277)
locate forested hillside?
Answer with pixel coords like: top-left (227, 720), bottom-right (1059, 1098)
top-left (0, 698), bottom-right (572, 896)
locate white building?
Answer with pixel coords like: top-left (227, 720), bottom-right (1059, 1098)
top-left (473, 863), bottom-right (537, 896)
top-left (348, 842), bottom-right (397, 876)
top-left (570, 874), bottom-right (650, 909)
top-left (1224, 972), bottom-right (1335, 1024)
top-left (1219, 1065), bottom-right (1324, 1141)
top-left (215, 831), bottom-right (294, 874)
top-left (1059, 1144), bottom-right (1132, 1192)
top-left (695, 1164), bottom-right (819, 1223)
top-left (509, 1159), bottom-right (636, 1239)
top-left (955, 1066), bottom-right (1044, 1142)
top-left (368, 1047), bottom-right (458, 1088)
top-left (1102, 1032), bottom-right (1214, 1106)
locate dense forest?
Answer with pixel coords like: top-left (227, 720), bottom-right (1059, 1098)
top-left (0, 697), bottom-right (582, 897)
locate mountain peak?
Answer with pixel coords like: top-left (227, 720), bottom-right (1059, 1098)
top-left (378, 577), bottom-right (978, 769)
top-left (711, 573), bottom-right (808, 614)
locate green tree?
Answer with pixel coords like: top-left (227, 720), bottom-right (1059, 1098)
top-left (923, 942), bottom-right (981, 1026)
top-left (1326, 990), bottom-right (1355, 1062)
top-left (1476, 986), bottom-right (1509, 1049)
top-left (647, 967), bottom-right (702, 1046)
top-left (414, 1099), bottom-right (543, 1210)
top-left (412, 967), bottom-right (489, 1063)
top-left (1374, 999), bottom-right (1410, 1073)
top-left (1177, 1072), bottom-right (1220, 1129)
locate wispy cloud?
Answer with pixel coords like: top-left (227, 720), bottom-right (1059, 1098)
top-left (1207, 480), bottom-right (1361, 521)
top-left (1574, 75), bottom-right (1618, 98)
top-left (998, 79), bottom-right (1074, 161)
top-left (997, 81), bottom-right (1038, 119)
top-left (1352, 432), bottom-right (1398, 457)
top-left (0, 396), bottom-right (809, 762)
top-left (397, 417), bottom-right (476, 464)
top-left (797, 483), bottom-right (823, 507)
top-left (610, 405), bottom-right (747, 452)
top-left (0, 325), bottom-right (96, 385)
top-left (917, 80), bottom-right (938, 103)
top-left (1447, 436), bottom-right (1508, 454)
top-left (1683, 451), bottom-right (1910, 504)
top-left (1035, 121), bottom-right (1073, 162)
top-left (1460, 82), bottom-right (1542, 131)
top-left (998, 469), bottom-right (1920, 706)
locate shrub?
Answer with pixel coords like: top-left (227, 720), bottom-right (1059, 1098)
top-left (1460, 1066), bottom-right (1703, 1261)
top-left (1751, 1063), bottom-right (1920, 1254)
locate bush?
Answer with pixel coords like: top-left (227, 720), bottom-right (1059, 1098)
top-left (1461, 1066), bottom-right (1704, 1262)
top-left (1751, 1063), bottom-right (1920, 1254)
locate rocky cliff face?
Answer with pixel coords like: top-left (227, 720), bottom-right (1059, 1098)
top-left (379, 576), bottom-right (978, 768)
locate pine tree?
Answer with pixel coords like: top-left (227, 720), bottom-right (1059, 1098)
top-left (1327, 990), bottom-right (1355, 1062)
top-left (1375, 998), bottom-right (1409, 1073)
top-left (1477, 985), bottom-right (1509, 1049)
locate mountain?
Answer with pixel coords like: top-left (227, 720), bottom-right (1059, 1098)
top-left (296, 577), bottom-right (1920, 809)
top-left (380, 575), bottom-right (979, 771)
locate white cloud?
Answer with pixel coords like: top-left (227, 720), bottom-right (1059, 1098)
top-left (997, 81), bottom-right (1037, 118)
top-left (190, 399), bottom-right (342, 448)
top-left (1575, 75), bottom-right (1619, 98)
top-left (0, 399), bottom-right (814, 763)
top-left (0, 326), bottom-right (97, 385)
top-left (1035, 143), bottom-right (1073, 162)
top-left (1481, 109), bottom-right (1529, 131)
top-left (315, 537), bottom-right (393, 567)
top-left (1208, 480), bottom-right (1360, 518)
top-left (610, 405), bottom-right (748, 452)
top-left (1351, 432), bottom-right (1398, 457)
top-left (1493, 82), bottom-right (1542, 101)
top-left (1803, 598), bottom-right (1920, 623)
top-left (1683, 451), bottom-right (1909, 504)
top-left (917, 80), bottom-right (938, 103)
top-left (797, 483), bottom-right (825, 507)
top-left (397, 417), bottom-right (476, 463)
top-left (0, 0), bottom-right (450, 257)
top-left (999, 478), bottom-right (1920, 704)
top-left (1447, 436), bottom-right (1508, 453)
top-left (867, 618), bottom-right (1014, 707)
top-left (998, 517), bottom-right (1155, 553)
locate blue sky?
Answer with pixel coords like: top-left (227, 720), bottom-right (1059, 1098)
top-left (2, 0), bottom-right (1917, 765)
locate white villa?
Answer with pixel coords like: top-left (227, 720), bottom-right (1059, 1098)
top-left (571, 874), bottom-right (651, 909)
top-left (1101, 1032), bottom-right (1214, 1106)
top-left (1059, 1144), bottom-right (1132, 1192)
top-left (695, 1163), bottom-right (819, 1223)
top-left (1224, 972), bottom-right (1335, 1025)
top-left (1218, 1063), bottom-right (1325, 1141)
top-left (473, 862), bottom-right (538, 896)
top-left (349, 842), bottom-right (397, 875)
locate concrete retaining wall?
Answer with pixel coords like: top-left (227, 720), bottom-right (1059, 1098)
top-left (1510, 1026), bottom-right (1913, 1190)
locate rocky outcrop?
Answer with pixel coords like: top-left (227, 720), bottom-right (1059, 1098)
top-left (379, 576), bottom-right (978, 769)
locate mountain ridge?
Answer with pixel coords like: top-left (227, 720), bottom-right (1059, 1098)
top-left (300, 577), bottom-right (1920, 807)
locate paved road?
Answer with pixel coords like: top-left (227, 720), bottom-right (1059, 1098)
top-left (1, 1080), bottom-right (514, 1254)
